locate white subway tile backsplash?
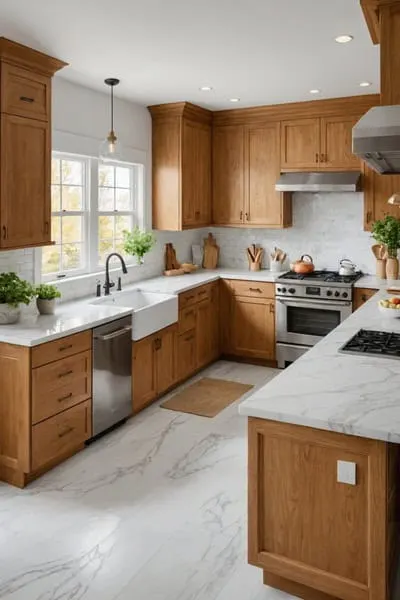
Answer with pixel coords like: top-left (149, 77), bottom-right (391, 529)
top-left (211, 192), bottom-right (375, 274)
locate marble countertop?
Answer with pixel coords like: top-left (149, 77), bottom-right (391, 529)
top-left (0, 269), bottom-right (394, 348)
top-left (239, 287), bottom-right (400, 443)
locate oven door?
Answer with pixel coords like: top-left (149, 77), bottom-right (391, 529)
top-left (276, 296), bottom-right (352, 346)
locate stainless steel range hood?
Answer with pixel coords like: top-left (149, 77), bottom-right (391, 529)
top-left (275, 171), bottom-right (361, 193)
top-left (353, 105), bottom-right (400, 174)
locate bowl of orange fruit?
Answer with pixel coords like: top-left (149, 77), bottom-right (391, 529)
top-left (378, 297), bottom-right (400, 317)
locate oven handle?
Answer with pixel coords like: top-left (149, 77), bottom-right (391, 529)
top-left (277, 298), bottom-right (351, 309)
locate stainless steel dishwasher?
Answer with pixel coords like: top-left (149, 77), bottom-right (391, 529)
top-left (92, 316), bottom-right (132, 437)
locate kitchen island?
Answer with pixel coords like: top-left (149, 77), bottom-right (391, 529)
top-left (239, 289), bottom-right (400, 600)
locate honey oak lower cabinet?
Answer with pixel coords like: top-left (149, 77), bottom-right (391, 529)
top-left (0, 330), bottom-right (92, 488)
top-left (132, 324), bottom-right (177, 413)
top-left (248, 418), bottom-right (399, 600)
top-left (353, 288), bottom-right (378, 312)
top-left (221, 280), bottom-right (275, 361)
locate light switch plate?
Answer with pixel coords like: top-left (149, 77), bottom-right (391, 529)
top-left (337, 460), bottom-right (357, 485)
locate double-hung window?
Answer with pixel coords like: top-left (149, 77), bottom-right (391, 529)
top-left (41, 153), bottom-right (142, 281)
top-left (42, 155), bottom-right (88, 279)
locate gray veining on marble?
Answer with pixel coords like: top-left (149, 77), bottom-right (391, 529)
top-left (0, 361), bottom-right (293, 600)
top-left (240, 288), bottom-right (400, 443)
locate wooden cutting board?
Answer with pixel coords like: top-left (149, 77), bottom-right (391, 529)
top-left (203, 233), bottom-right (219, 269)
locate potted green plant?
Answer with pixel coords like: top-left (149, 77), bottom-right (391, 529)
top-left (372, 216), bottom-right (400, 279)
top-left (35, 283), bottom-right (61, 315)
top-left (123, 227), bottom-right (156, 264)
top-left (0, 272), bottom-right (35, 324)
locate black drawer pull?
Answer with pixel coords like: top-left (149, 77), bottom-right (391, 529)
top-left (249, 287), bottom-right (262, 293)
top-left (20, 96), bottom-right (34, 103)
top-left (58, 427), bottom-right (74, 439)
top-left (58, 369), bottom-right (73, 379)
top-left (58, 393), bottom-right (73, 403)
top-left (59, 344), bottom-right (73, 352)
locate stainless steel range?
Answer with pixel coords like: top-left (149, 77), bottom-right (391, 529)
top-left (276, 270), bottom-right (362, 368)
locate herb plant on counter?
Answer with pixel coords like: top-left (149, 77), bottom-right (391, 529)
top-left (123, 227), bottom-right (156, 264)
top-left (0, 272), bottom-right (35, 307)
top-left (35, 284), bottom-right (61, 300)
top-left (371, 215), bottom-right (400, 258)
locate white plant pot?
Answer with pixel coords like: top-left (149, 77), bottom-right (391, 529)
top-left (37, 298), bottom-right (56, 315)
top-left (0, 304), bottom-right (21, 324)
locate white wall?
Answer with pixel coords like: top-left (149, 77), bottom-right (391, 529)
top-left (0, 76), bottom-right (202, 301)
top-left (211, 192), bottom-right (376, 275)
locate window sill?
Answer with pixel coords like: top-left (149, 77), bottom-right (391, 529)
top-left (46, 262), bottom-right (142, 292)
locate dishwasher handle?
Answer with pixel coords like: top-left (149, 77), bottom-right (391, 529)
top-left (94, 325), bottom-right (132, 341)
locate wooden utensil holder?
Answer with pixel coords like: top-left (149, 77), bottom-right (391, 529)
top-left (376, 259), bottom-right (387, 279)
top-left (386, 257), bottom-right (399, 280)
top-left (249, 261), bottom-right (261, 272)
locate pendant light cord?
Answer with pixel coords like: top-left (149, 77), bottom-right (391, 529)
top-left (111, 85), bottom-right (114, 132)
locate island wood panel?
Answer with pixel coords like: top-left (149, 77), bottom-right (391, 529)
top-left (248, 418), bottom-right (391, 600)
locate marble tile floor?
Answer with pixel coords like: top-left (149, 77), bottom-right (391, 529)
top-left (0, 360), bottom-right (297, 600)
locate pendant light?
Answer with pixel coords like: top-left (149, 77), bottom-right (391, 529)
top-left (388, 193), bottom-right (400, 206)
top-left (100, 78), bottom-right (122, 161)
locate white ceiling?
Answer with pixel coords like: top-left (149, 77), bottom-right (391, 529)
top-left (0, 0), bottom-right (380, 110)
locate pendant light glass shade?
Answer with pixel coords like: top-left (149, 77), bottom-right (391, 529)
top-left (99, 78), bottom-right (124, 162)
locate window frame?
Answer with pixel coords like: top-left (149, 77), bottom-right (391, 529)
top-left (39, 153), bottom-right (144, 283)
top-left (41, 152), bottom-right (90, 282)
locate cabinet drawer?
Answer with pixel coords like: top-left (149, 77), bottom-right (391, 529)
top-left (179, 288), bottom-right (199, 310)
top-left (178, 305), bottom-right (197, 334)
top-left (32, 330), bottom-right (92, 368)
top-left (1, 64), bottom-right (50, 121)
top-left (32, 368), bottom-right (92, 424)
top-left (33, 350), bottom-right (91, 396)
top-left (31, 400), bottom-right (91, 471)
top-left (226, 280), bottom-right (274, 298)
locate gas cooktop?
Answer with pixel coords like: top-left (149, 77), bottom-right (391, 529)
top-left (340, 329), bottom-right (400, 359)
top-left (278, 270), bottom-right (363, 285)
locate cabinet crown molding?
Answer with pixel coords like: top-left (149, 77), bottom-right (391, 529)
top-left (0, 37), bottom-right (68, 76)
top-left (148, 101), bottom-right (212, 124)
top-left (213, 94), bottom-right (379, 126)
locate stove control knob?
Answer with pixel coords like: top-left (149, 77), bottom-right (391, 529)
top-left (288, 288), bottom-right (296, 294)
top-left (334, 291), bottom-right (340, 297)
top-left (342, 292), bottom-right (348, 298)
top-left (277, 287), bottom-right (282, 293)
top-left (281, 287), bottom-right (287, 293)
top-left (326, 290), bottom-right (332, 297)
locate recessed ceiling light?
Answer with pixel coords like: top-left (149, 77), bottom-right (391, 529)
top-left (335, 34), bottom-right (354, 44)
top-left (359, 81), bottom-right (372, 87)
top-left (309, 89), bottom-right (321, 94)
top-left (199, 86), bottom-right (213, 91)
top-left (229, 98), bottom-right (240, 103)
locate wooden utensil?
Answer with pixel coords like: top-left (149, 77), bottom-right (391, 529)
top-left (247, 245), bottom-right (263, 271)
top-left (203, 233), bottom-right (219, 269)
top-left (164, 243), bottom-right (181, 271)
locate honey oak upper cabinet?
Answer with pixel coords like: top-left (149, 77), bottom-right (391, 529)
top-left (212, 124), bottom-right (245, 226)
top-left (149, 102), bottom-right (212, 231)
top-left (281, 118), bottom-right (320, 170)
top-left (213, 124), bottom-right (292, 228)
top-left (320, 115), bottom-right (360, 170)
top-left (363, 163), bottom-right (400, 230)
top-left (281, 114), bottom-right (363, 172)
top-left (0, 38), bottom-right (66, 250)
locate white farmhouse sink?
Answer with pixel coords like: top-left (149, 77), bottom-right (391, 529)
top-left (91, 290), bottom-right (178, 340)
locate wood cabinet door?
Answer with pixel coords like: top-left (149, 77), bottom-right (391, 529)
top-left (220, 281), bottom-right (233, 354)
top-left (156, 326), bottom-right (176, 395)
top-left (196, 299), bottom-right (212, 368)
top-left (177, 329), bottom-right (197, 382)
top-left (182, 119), bottom-right (211, 227)
top-left (152, 117), bottom-right (181, 231)
top-left (320, 115), bottom-right (360, 170)
top-left (231, 296), bottom-right (275, 360)
top-left (280, 118), bottom-right (320, 170)
top-left (132, 336), bottom-right (157, 412)
top-left (210, 283), bottom-right (220, 361)
top-left (245, 124), bottom-right (289, 227)
top-left (0, 114), bottom-right (51, 248)
top-left (213, 125), bottom-right (245, 225)
top-left (363, 164), bottom-right (400, 230)
top-left (353, 288), bottom-right (378, 312)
